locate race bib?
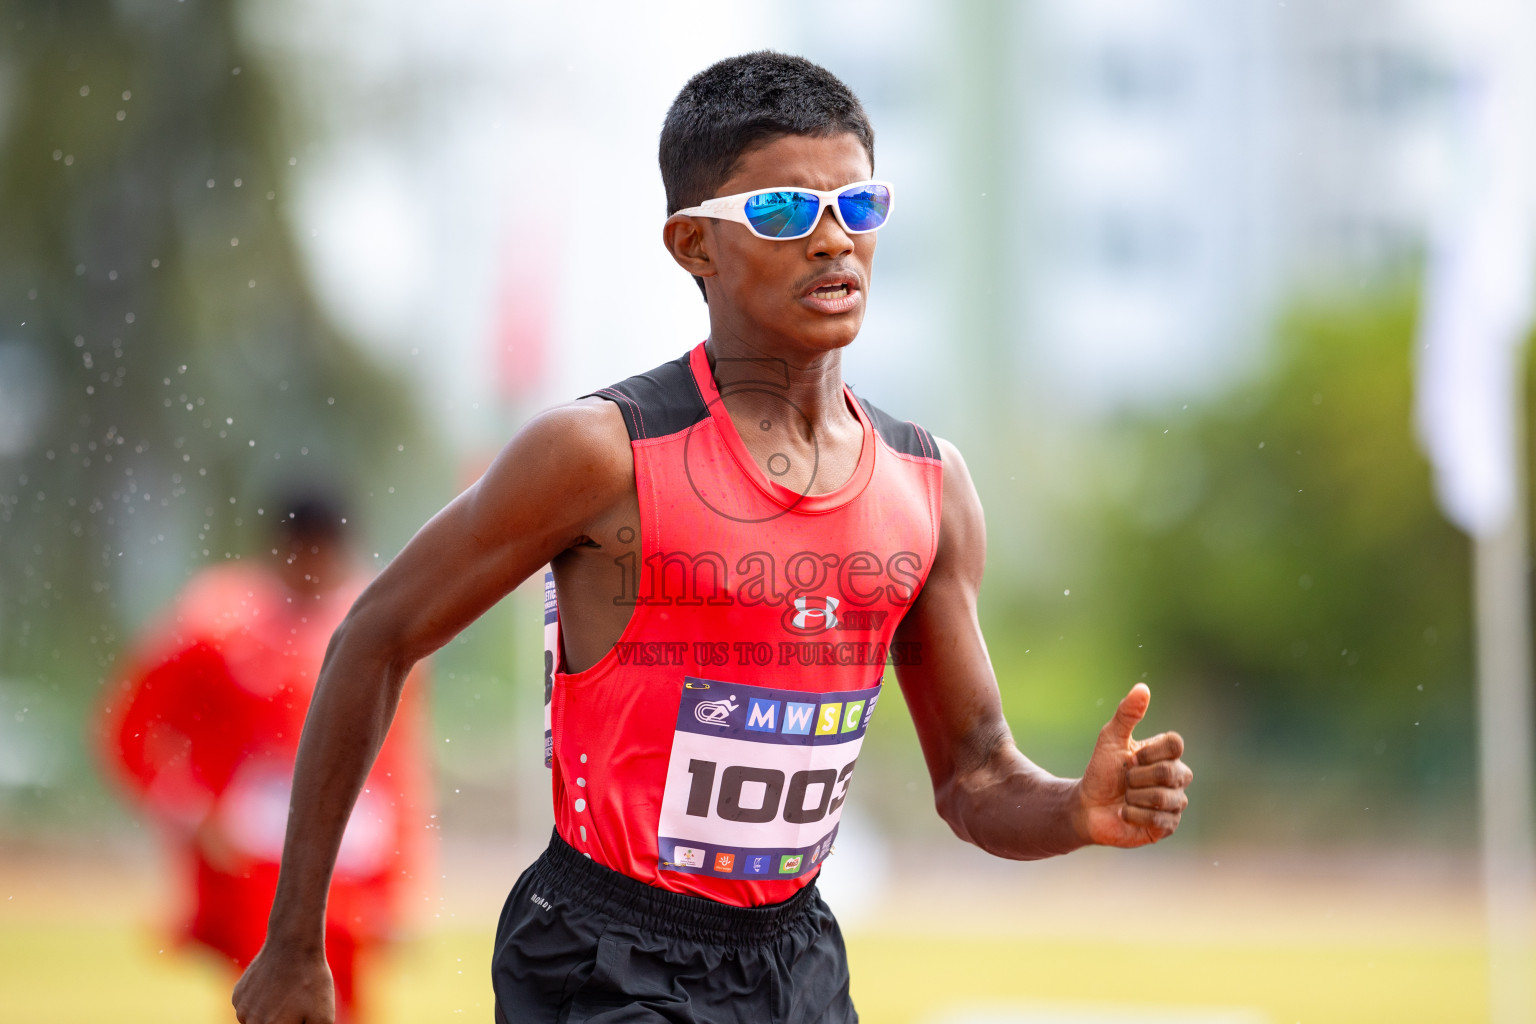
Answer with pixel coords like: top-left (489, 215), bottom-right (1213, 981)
top-left (657, 675), bottom-right (880, 879)
top-left (542, 569), bottom-right (557, 768)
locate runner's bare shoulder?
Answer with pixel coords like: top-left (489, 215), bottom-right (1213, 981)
top-left (469, 398), bottom-right (635, 536)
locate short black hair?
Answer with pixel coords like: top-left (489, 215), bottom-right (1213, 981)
top-left (273, 486), bottom-right (351, 546)
top-left (660, 52), bottom-right (875, 299)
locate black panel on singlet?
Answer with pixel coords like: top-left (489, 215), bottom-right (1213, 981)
top-left (583, 354), bottom-right (709, 442)
top-left (585, 352), bottom-right (939, 463)
top-left (852, 394), bottom-right (941, 462)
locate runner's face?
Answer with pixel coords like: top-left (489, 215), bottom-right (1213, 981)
top-left (697, 133), bottom-right (876, 352)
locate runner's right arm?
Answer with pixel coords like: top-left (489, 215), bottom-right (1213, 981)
top-left (233, 400), bottom-right (632, 1024)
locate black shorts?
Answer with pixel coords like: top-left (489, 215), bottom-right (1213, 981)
top-left (492, 831), bottom-right (857, 1023)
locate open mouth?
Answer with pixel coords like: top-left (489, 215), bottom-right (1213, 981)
top-left (801, 272), bottom-right (861, 313)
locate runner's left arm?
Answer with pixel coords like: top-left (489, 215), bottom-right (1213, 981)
top-left (891, 438), bottom-right (1193, 859)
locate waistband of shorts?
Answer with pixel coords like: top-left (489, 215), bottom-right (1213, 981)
top-left (530, 829), bottom-right (822, 946)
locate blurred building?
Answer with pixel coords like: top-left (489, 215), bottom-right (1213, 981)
top-left (243, 0), bottom-right (960, 447)
top-left (1018, 0), bottom-right (1458, 412)
top-left (243, 0), bottom-right (1476, 438)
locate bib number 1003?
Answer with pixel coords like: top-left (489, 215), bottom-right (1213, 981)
top-left (684, 758), bottom-right (856, 825)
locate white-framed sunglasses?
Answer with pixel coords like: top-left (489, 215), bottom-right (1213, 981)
top-left (676, 180), bottom-right (895, 240)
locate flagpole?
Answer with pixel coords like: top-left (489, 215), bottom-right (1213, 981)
top-left (1412, 15), bottom-right (1536, 1015)
top-left (1475, 364), bottom-right (1535, 1023)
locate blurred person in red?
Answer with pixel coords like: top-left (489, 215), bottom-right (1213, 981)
top-left (98, 490), bottom-right (432, 1024)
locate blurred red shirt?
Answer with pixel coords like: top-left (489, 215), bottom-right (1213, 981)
top-left (98, 562), bottom-right (432, 966)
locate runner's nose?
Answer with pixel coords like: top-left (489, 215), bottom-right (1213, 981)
top-left (805, 205), bottom-right (854, 260)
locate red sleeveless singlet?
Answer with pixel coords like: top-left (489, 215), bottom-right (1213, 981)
top-left (546, 342), bottom-right (942, 907)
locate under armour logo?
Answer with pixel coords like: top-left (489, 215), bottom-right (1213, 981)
top-left (694, 696), bottom-right (739, 727)
top-left (788, 595), bottom-right (840, 633)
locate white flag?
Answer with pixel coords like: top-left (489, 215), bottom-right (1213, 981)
top-left (1415, 27), bottom-right (1536, 538)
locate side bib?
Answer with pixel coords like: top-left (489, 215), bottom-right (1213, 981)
top-left (656, 676), bottom-right (880, 879)
top-left (542, 569), bottom-right (557, 768)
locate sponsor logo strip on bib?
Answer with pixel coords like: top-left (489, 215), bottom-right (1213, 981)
top-left (657, 676), bottom-right (880, 877)
top-left (659, 826), bottom-right (840, 879)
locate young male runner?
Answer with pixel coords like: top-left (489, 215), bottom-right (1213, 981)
top-left (233, 52), bottom-right (1193, 1024)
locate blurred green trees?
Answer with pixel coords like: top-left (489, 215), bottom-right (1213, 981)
top-left (0, 1), bottom-right (426, 816)
top-left (1077, 294), bottom-right (1478, 841)
top-left (865, 291), bottom-right (1485, 846)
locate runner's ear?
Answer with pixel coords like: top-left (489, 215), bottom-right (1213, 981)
top-left (663, 214), bottom-right (716, 283)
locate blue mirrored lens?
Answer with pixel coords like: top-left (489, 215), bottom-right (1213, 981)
top-left (836, 184), bottom-right (891, 232)
top-left (743, 191), bottom-right (822, 237)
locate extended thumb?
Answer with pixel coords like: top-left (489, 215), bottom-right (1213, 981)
top-left (1105, 683), bottom-right (1150, 743)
